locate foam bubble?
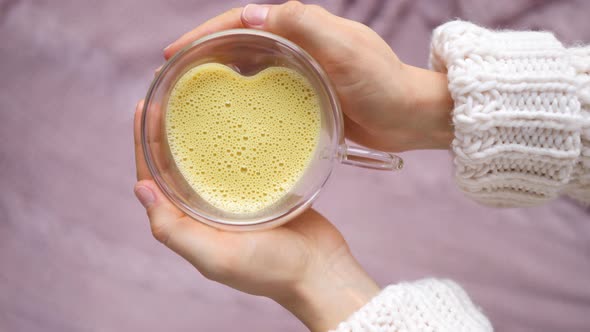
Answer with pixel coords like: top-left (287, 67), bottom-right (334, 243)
top-left (166, 63), bottom-right (321, 214)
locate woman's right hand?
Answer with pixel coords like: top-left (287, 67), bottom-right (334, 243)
top-left (164, 1), bottom-right (454, 152)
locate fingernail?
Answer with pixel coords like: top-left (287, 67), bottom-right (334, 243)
top-left (163, 44), bottom-right (171, 54)
top-left (242, 4), bottom-right (269, 26)
top-left (154, 65), bottom-right (163, 76)
top-left (135, 185), bottom-right (155, 208)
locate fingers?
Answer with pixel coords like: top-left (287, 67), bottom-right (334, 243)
top-left (134, 180), bottom-right (224, 270)
top-left (164, 7), bottom-right (244, 60)
top-left (133, 100), bottom-right (230, 276)
top-left (134, 100), bottom-right (151, 181)
top-left (134, 99), bottom-right (222, 272)
top-left (242, 2), bottom-right (340, 54)
top-left (134, 103), bottom-right (220, 264)
top-left (134, 180), bottom-right (185, 239)
top-left (136, 99), bottom-right (175, 180)
top-left (164, 2), bottom-right (344, 61)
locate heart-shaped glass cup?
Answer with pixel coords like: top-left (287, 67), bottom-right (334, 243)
top-left (142, 29), bottom-right (403, 231)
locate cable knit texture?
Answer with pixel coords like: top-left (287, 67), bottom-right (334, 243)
top-left (331, 279), bottom-right (492, 332)
top-left (430, 21), bottom-right (590, 207)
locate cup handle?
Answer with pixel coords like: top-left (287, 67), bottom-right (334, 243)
top-left (339, 144), bottom-right (403, 171)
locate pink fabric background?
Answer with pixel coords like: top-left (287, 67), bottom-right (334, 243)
top-left (1, 0), bottom-right (589, 331)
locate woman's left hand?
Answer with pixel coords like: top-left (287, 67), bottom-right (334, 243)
top-left (133, 100), bottom-right (379, 332)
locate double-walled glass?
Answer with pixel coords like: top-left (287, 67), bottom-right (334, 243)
top-left (142, 29), bottom-right (403, 231)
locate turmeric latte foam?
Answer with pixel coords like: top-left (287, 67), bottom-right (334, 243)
top-left (166, 63), bottom-right (321, 214)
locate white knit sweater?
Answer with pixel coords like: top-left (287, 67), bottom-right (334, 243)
top-left (431, 21), bottom-right (590, 207)
top-left (332, 279), bottom-right (492, 332)
top-left (332, 21), bottom-right (589, 331)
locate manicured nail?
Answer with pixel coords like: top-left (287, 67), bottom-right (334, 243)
top-left (135, 185), bottom-right (155, 208)
top-left (242, 4), bottom-right (269, 26)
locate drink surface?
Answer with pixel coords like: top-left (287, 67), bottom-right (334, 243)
top-left (166, 63), bottom-right (321, 214)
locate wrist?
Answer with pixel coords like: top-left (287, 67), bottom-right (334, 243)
top-left (401, 64), bottom-right (454, 150)
top-left (272, 247), bottom-right (379, 332)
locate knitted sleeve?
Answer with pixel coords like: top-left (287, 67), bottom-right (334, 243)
top-left (429, 21), bottom-right (590, 207)
top-left (331, 278), bottom-right (492, 332)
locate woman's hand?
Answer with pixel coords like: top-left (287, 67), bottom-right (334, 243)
top-left (163, 1), bottom-right (454, 152)
top-left (133, 101), bottom-right (379, 332)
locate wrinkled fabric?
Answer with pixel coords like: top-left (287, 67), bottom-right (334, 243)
top-left (1, 1), bottom-right (589, 331)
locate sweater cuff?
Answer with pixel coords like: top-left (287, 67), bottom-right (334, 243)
top-left (429, 21), bottom-right (589, 207)
top-left (330, 278), bottom-right (492, 332)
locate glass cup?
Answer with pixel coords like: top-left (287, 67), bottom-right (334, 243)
top-left (142, 29), bottom-right (403, 231)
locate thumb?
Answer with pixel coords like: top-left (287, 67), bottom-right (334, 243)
top-left (134, 180), bottom-right (224, 272)
top-left (241, 2), bottom-right (337, 53)
top-left (134, 180), bottom-right (186, 245)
